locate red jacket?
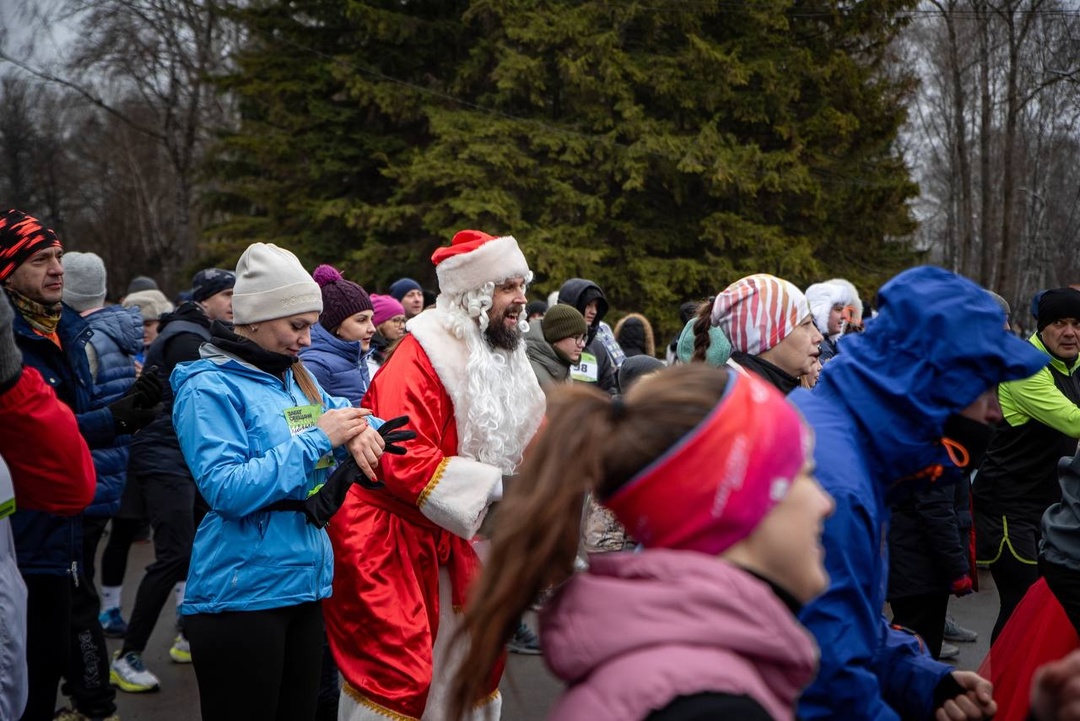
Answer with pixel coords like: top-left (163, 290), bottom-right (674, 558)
top-left (0, 367), bottom-right (95, 514)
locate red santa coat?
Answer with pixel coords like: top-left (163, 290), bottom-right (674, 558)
top-left (325, 308), bottom-right (544, 721)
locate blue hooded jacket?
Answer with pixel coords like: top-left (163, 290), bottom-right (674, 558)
top-left (791, 267), bottom-right (1048, 720)
top-left (172, 343), bottom-right (381, 614)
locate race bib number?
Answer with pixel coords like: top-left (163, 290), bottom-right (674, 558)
top-left (570, 352), bottom-right (599, 383)
top-left (284, 404), bottom-right (333, 469)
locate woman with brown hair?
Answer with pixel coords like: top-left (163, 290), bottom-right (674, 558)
top-left (449, 364), bottom-right (834, 720)
top-left (171, 243), bottom-right (393, 721)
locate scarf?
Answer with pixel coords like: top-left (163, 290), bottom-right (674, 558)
top-left (6, 288), bottom-right (61, 336)
top-left (209, 321), bottom-right (296, 376)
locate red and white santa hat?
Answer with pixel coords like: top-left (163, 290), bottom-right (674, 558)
top-left (431, 230), bottom-right (531, 296)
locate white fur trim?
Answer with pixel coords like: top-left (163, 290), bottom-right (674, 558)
top-left (408, 308), bottom-right (545, 474)
top-left (418, 457), bottom-right (501, 538)
top-left (434, 236), bottom-right (530, 296)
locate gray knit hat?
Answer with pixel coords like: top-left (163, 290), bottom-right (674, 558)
top-left (62, 251), bottom-right (107, 312)
top-left (232, 243), bottom-right (322, 325)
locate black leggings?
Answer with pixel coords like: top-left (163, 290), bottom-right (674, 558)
top-left (21, 574), bottom-right (71, 721)
top-left (890, 592), bottom-right (950, 660)
top-left (989, 549), bottom-right (1040, 643)
top-left (185, 601), bottom-right (324, 721)
top-left (100, 517), bottom-right (145, 587)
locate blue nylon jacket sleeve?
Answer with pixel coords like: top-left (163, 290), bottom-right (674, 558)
top-left (75, 406), bottom-right (117, 449)
top-left (875, 622), bottom-right (955, 718)
top-left (798, 487), bottom-right (952, 720)
top-left (174, 376), bottom-right (336, 519)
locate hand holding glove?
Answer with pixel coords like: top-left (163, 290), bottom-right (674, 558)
top-left (376, 415), bottom-right (417, 455)
top-left (0, 294), bottom-right (22, 390)
top-left (108, 370), bottom-right (163, 434)
top-left (949, 574), bottom-right (974, 597)
top-left (295, 415), bottom-right (416, 528)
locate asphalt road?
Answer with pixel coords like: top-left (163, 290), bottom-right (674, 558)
top-left (91, 539), bottom-right (998, 721)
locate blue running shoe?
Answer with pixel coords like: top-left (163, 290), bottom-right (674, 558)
top-left (98, 607), bottom-right (128, 638)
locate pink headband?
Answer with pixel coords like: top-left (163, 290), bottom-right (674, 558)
top-left (604, 371), bottom-right (809, 555)
top-left (712, 274), bottom-right (811, 356)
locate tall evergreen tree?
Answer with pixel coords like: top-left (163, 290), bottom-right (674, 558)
top-left (208, 0), bottom-right (921, 335)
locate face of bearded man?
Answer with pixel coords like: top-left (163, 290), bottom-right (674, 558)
top-left (484, 277), bottom-right (528, 351)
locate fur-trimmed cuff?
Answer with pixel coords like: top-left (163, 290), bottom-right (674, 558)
top-left (416, 457), bottom-right (501, 538)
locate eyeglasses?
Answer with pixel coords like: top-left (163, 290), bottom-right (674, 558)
top-left (388, 316), bottom-right (407, 325)
top-left (571, 334), bottom-right (588, 346)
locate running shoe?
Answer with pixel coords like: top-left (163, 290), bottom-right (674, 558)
top-left (98, 607), bottom-right (128, 639)
top-left (939, 642), bottom-right (961, 661)
top-left (110, 650), bottom-right (160, 693)
top-left (169, 633), bottom-right (191, 664)
top-left (943, 615), bottom-right (978, 643)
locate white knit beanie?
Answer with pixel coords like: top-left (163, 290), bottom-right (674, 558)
top-left (62, 251), bottom-right (107, 312)
top-left (122, 289), bottom-right (174, 322)
top-left (232, 243), bottom-right (322, 325)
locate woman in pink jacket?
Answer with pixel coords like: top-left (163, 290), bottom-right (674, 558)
top-left (449, 363), bottom-right (834, 720)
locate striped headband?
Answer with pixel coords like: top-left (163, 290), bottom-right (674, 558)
top-left (711, 274), bottom-right (811, 356)
top-left (0, 210), bottom-right (62, 283)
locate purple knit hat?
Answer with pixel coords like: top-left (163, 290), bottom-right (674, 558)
top-left (370, 294), bottom-right (405, 326)
top-left (312, 265), bottom-right (372, 332)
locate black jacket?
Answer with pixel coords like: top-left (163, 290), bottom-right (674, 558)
top-left (887, 468), bottom-right (971, 599)
top-left (127, 302), bottom-right (212, 479)
top-left (557, 278), bottom-right (618, 394)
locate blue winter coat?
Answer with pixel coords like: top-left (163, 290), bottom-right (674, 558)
top-left (791, 267), bottom-right (1048, 720)
top-left (172, 344), bottom-right (365, 614)
top-left (83, 305), bottom-right (142, 516)
top-left (9, 302), bottom-right (115, 575)
top-left (299, 322), bottom-right (372, 407)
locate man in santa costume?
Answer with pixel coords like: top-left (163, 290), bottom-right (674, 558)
top-left (324, 230), bottom-right (546, 721)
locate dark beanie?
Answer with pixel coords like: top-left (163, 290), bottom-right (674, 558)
top-left (1037, 288), bottom-right (1080, 332)
top-left (126, 275), bottom-right (159, 294)
top-left (389, 277), bottom-right (422, 302)
top-left (192, 267), bottom-right (236, 302)
top-left (313, 264), bottom-right (372, 332)
top-left (0, 209), bottom-right (62, 282)
top-left (618, 355), bottom-right (665, 394)
top-left (542, 304), bottom-right (587, 343)
top-left (525, 300), bottom-right (548, 318)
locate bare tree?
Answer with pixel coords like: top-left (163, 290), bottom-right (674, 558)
top-left (0, 0), bottom-right (236, 292)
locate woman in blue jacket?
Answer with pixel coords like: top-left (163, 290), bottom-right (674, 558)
top-left (172, 243), bottom-right (386, 721)
top-left (300, 264), bottom-right (376, 406)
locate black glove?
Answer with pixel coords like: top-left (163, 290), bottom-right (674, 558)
top-left (292, 415), bottom-right (417, 528)
top-left (0, 293), bottom-right (22, 390)
top-left (108, 371), bottom-right (163, 434)
top-left (377, 415), bottom-right (417, 455)
top-left (129, 370), bottom-right (164, 406)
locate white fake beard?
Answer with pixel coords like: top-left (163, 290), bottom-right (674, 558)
top-left (438, 291), bottom-right (540, 474)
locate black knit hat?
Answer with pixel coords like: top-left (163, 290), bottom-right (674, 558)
top-left (0, 209), bottom-right (61, 282)
top-left (542, 304), bottom-right (587, 343)
top-left (1037, 288), bottom-right (1080, 332)
top-left (313, 264), bottom-right (372, 332)
top-left (192, 267), bottom-right (236, 303)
